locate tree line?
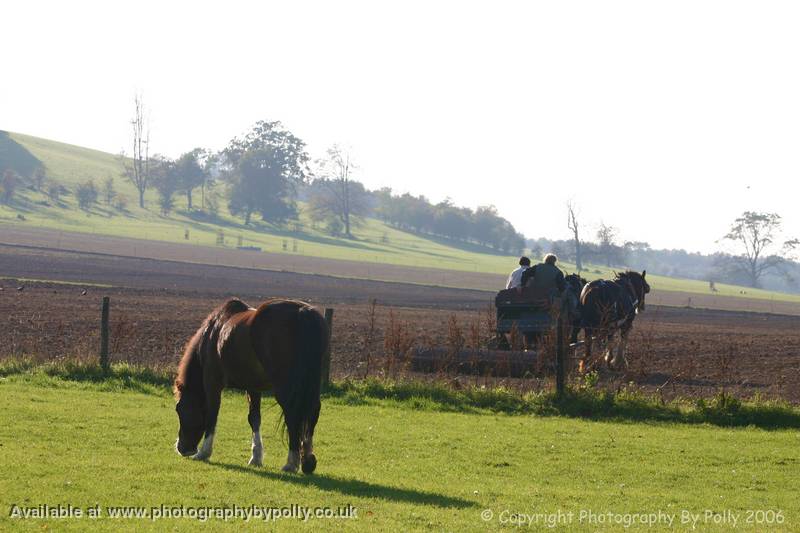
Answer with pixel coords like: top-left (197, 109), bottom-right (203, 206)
top-left (371, 192), bottom-right (526, 254)
top-left (114, 97), bottom-right (528, 254)
top-left (539, 205), bottom-right (798, 291)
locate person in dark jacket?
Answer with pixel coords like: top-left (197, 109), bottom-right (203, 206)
top-left (521, 253), bottom-right (566, 293)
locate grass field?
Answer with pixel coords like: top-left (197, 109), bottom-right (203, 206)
top-left (0, 364), bottom-right (798, 532)
top-left (2, 130), bottom-right (799, 305)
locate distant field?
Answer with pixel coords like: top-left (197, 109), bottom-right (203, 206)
top-left (1, 131), bottom-right (798, 305)
top-left (1, 372), bottom-right (797, 532)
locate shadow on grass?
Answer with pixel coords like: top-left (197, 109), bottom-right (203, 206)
top-left (213, 462), bottom-right (475, 509)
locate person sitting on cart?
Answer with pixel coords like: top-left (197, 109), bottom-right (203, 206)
top-left (521, 253), bottom-right (566, 295)
top-left (505, 256), bottom-right (531, 289)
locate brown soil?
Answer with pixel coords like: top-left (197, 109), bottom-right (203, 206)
top-left (1, 244), bottom-right (798, 402)
top-left (3, 225), bottom-right (799, 315)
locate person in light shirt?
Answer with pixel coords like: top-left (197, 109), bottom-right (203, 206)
top-left (505, 256), bottom-right (531, 289)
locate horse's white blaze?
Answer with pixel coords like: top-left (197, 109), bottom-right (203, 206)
top-left (249, 431), bottom-right (263, 466)
top-left (193, 433), bottom-right (214, 461)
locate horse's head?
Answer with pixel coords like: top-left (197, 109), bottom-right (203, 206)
top-left (174, 380), bottom-right (205, 457)
top-left (565, 273), bottom-right (587, 294)
top-left (617, 270), bottom-right (650, 312)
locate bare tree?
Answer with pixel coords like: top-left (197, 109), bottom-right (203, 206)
top-left (123, 94), bottom-right (150, 208)
top-left (309, 145), bottom-right (368, 238)
top-left (567, 200), bottom-right (583, 271)
top-left (722, 211), bottom-right (798, 288)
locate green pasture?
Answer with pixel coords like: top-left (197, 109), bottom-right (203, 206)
top-left (2, 131), bottom-right (799, 304)
top-left (0, 364), bottom-right (798, 532)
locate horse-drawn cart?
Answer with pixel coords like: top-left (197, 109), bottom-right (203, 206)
top-left (492, 286), bottom-right (560, 347)
top-left (410, 286), bottom-right (566, 377)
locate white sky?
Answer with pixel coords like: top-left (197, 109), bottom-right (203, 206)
top-left (3, 0), bottom-right (799, 254)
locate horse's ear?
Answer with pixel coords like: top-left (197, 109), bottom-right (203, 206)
top-left (642, 270), bottom-right (646, 279)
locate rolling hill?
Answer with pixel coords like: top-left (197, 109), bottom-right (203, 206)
top-left (1, 130), bottom-right (798, 305)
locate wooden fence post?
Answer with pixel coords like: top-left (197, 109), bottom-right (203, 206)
top-left (555, 302), bottom-right (565, 398)
top-left (321, 308), bottom-right (334, 388)
top-left (100, 296), bottom-right (110, 371)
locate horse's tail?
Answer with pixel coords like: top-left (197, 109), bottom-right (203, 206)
top-left (285, 305), bottom-right (328, 442)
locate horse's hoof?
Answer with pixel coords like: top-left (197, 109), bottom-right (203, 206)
top-left (301, 454), bottom-right (317, 475)
top-left (191, 453), bottom-right (210, 461)
top-left (281, 463), bottom-right (299, 473)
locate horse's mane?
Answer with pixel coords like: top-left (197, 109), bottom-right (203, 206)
top-left (173, 298), bottom-right (251, 400)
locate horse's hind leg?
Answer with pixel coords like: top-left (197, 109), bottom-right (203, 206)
top-left (301, 398), bottom-right (321, 474)
top-left (282, 413), bottom-right (301, 473)
top-left (612, 325), bottom-right (631, 369)
top-left (604, 332), bottom-right (615, 367)
top-left (247, 391), bottom-right (263, 467)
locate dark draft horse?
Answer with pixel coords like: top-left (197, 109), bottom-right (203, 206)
top-left (563, 273), bottom-right (588, 345)
top-left (578, 270), bottom-right (650, 371)
top-left (174, 298), bottom-right (328, 474)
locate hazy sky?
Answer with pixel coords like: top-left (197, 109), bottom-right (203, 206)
top-left (3, 1), bottom-right (798, 254)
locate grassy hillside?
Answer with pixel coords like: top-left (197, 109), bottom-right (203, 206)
top-left (1, 130), bottom-right (798, 304)
top-left (0, 366), bottom-right (797, 531)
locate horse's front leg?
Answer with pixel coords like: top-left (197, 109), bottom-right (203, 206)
top-left (247, 391), bottom-right (263, 467)
top-left (612, 323), bottom-right (631, 369)
top-left (604, 331), bottom-right (615, 367)
top-left (193, 385), bottom-right (222, 461)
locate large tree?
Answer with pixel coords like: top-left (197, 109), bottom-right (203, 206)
top-left (223, 121), bottom-right (309, 224)
top-left (150, 155), bottom-right (179, 215)
top-left (596, 222), bottom-right (621, 267)
top-left (309, 145), bottom-right (369, 237)
top-left (175, 148), bottom-right (208, 210)
top-left (722, 211), bottom-right (798, 288)
top-left (228, 148), bottom-right (298, 225)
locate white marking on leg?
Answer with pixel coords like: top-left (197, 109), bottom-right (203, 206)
top-left (282, 450), bottom-right (300, 473)
top-left (248, 431), bottom-right (263, 466)
top-left (302, 437), bottom-right (313, 459)
top-left (192, 433), bottom-right (214, 461)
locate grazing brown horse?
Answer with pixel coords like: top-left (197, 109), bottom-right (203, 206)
top-left (578, 270), bottom-right (650, 371)
top-left (174, 298), bottom-right (328, 474)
